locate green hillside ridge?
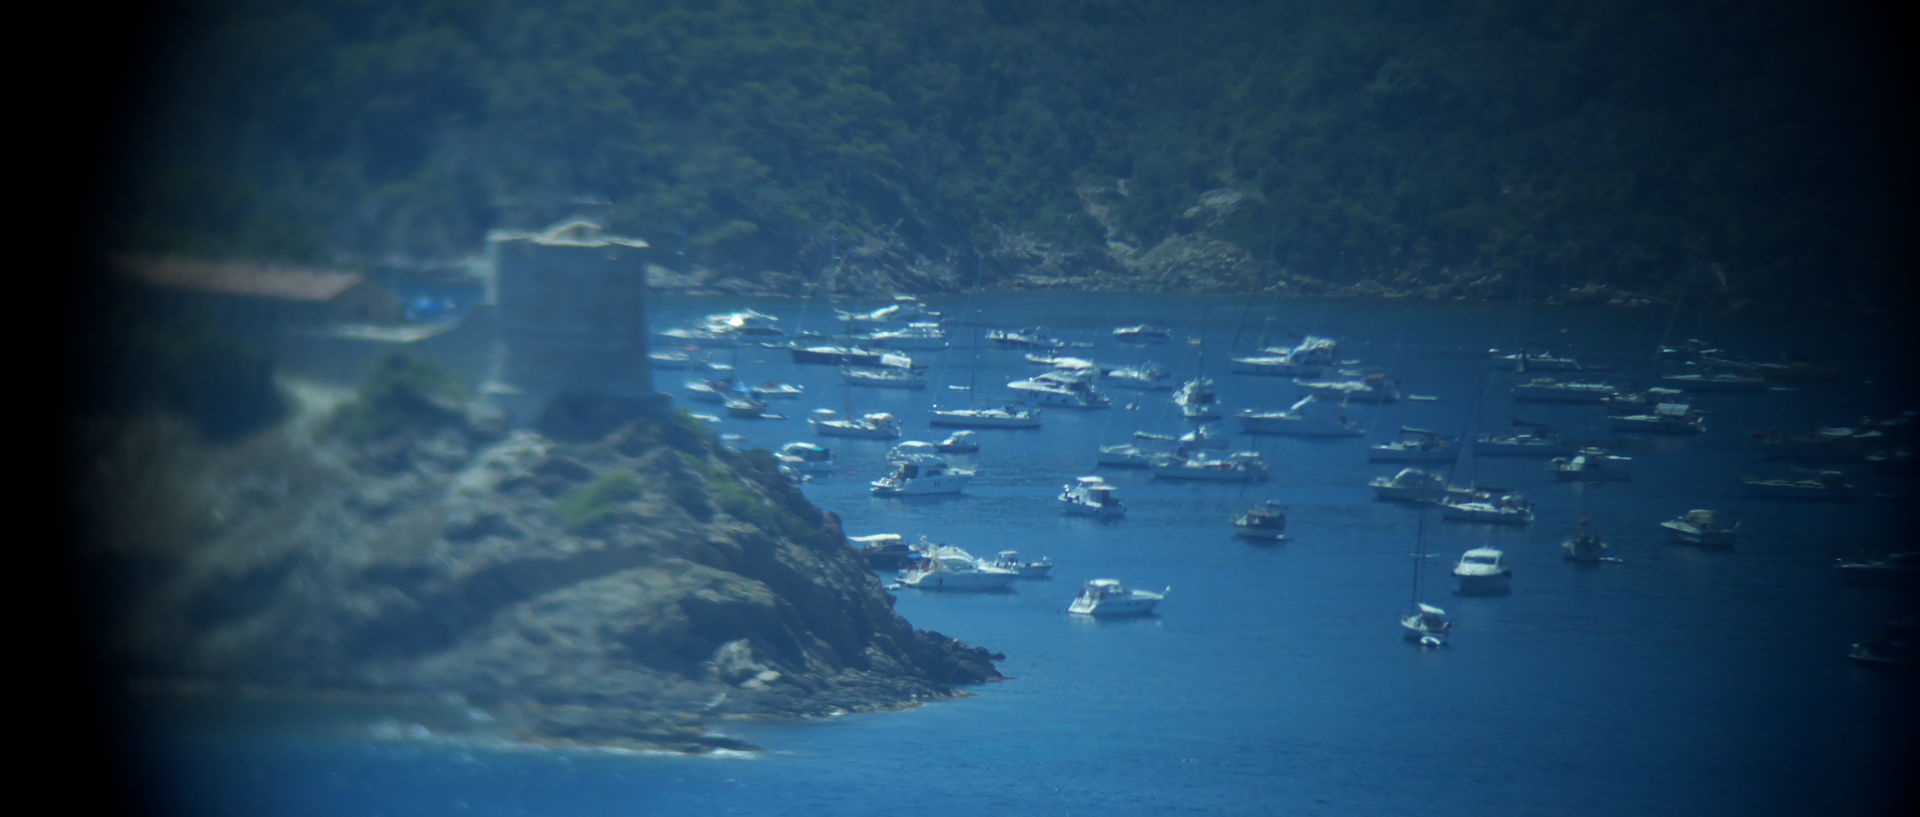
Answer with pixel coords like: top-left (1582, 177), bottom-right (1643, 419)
top-left (104, 0), bottom-right (1911, 310)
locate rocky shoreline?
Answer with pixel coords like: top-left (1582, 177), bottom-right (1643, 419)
top-left (639, 185), bottom-right (1748, 312)
top-left (78, 385), bottom-right (1003, 754)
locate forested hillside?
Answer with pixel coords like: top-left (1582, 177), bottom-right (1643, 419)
top-left (100, 0), bottom-right (1912, 307)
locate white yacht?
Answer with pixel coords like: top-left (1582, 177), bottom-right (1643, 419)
top-left (775, 441), bottom-right (833, 474)
top-left (1660, 509), bottom-right (1739, 546)
top-left (1737, 470), bottom-right (1854, 500)
top-left (1600, 387), bottom-right (1685, 413)
top-left (723, 392), bottom-right (772, 418)
top-left (1474, 430), bottom-right (1577, 457)
top-left (1175, 423), bottom-right (1232, 450)
top-left (810, 410), bottom-right (903, 439)
top-left (1512, 377), bottom-right (1618, 403)
top-left (1112, 324), bottom-right (1173, 343)
top-left (1491, 348), bottom-right (1582, 371)
top-left (1231, 352), bottom-right (1326, 377)
top-left (1096, 442), bottom-right (1174, 468)
top-left (862, 322), bottom-right (949, 351)
top-left (870, 456), bottom-right (974, 496)
top-left (1067, 578), bottom-right (1166, 616)
top-left (1368, 428), bottom-right (1460, 463)
top-left (1401, 603), bottom-right (1452, 647)
top-left (1658, 372), bottom-right (1767, 393)
top-left (1369, 468), bottom-right (1480, 504)
top-left (843, 366), bottom-right (928, 389)
top-left (1007, 370), bottom-right (1111, 408)
top-left (1104, 363), bottom-right (1174, 391)
top-left (1059, 475), bottom-right (1126, 518)
top-left (929, 405), bottom-right (1043, 428)
top-left (1237, 395), bottom-right (1364, 437)
top-left (988, 327), bottom-right (1061, 349)
top-left (1440, 493), bottom-right (1534, 525)
top-left (1232, 500), bottom-right (1289, 541)
top-left (898, 545), bottom-right (1017, 591)
top-left (1294, 373), bottom-right (1400, 403)
top-left (837, 297), bottom-right (941, 329)
top-left (1610, 402), bottom-right (1705, 434)
top-left (1547, 447), bottom-right (1633, 482)
top-left (1174, 378), bottom-right (1223, 420)
top-left (1149, 450), bottom-right (1270, 482)
top-left (887, 440), bottom-right (940, 462)
top-left (1452, 547), bottom-right (1513, 594)
top-left (986, 550), bottom-right (1052, 578)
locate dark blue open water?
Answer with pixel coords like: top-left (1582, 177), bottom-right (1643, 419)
top-left (133, 293), bottom-right (1916, 816)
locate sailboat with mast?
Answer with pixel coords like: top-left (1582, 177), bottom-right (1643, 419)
top-left (1400, 512), bottom-right (1451, 647)
top-left (930, 319), bottom-right (1042, 428)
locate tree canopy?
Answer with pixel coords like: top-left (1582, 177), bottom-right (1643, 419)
top-left (100, 0), bottom-right (1913, 306)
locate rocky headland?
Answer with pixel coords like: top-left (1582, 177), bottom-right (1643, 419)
top-left (73, 374), bottom-right (1001, 754)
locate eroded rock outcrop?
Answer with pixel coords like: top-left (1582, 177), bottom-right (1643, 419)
top-left (81, 395), bottom-right (1000, 752)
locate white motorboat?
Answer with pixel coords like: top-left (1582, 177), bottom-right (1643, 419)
top-left (1112, 324), bottom-right (1173, 343)
top-left (750, 381), bottom-right (805, 399)
top-left (1561, 520), bottom-right (1610, 563)
top-left (1440, 493), bottom-right (1534, 525)
top-left (935, 430), bottom-right (980, 453)
top-left (1452, 547), bottom-right (1513, 594)
top-left (1610, 402), bottom-right (1705, 434)
top-left (870, 456), bottom-right (974, 496)
top-left (683, 376), bottom-right (740, 404)
top-left (1512, 377), bottom-right (1619, 403)
top-left (1007, 370), bottom-right (1111, 408)
top-left (1173, 423), bottom-right (1232, 450)
top-left (810, 410), bottom-right (903, 439)
top-left (1368, 428), bottom-right (1460, 463)
top-left (775, 441), bottom-right (833, 474)
top-left (1369, 467), bottom-right (1480, 504)
top-left (1096, 442), bottom-right (1174, 468)
top-left (887, 440), bottom-right (940, 462)
top-left (1231, 353), bottom-right (1325, 377)
top-left (898, 545), bottom-right (1017, 591)
top-left (1067, 578), bottom-right (1166, 616)
top-left (1059, 475), bottom-right (1126, 518)
top-left (929, 405), bottom-right (1043, 428)
top-left (1174, 378), bottom-right (1223, 420)
top-left (844, 366), bottom-right (928, 389)
top-left (1548, 447), bottom-right (1633, 481)
top-left (1294, 373), bottom-right (1400, 403)
top-left (1238, 395), bottom-right (1364, 437)
top-left (1237, 335), bottom-right (1339, 376)
top-left (1660, 509), bottom-right (1739, 546)
top-left (1658, 372), bottom-right (1767, 393)
top-left (1232, 500), bottom-right (1288, 541)
top-left (723, 392), bottom-right (773, 418)
top-left (1600, 387), bottom-right (1685, 412)
top-left (988, 326), bottom-right (1062, 349)
top-left (836, 297), bottom-right (941, 329)
top-left (986, 550), bottom-right (1052, 578)
top-left (1474, 430), bottom-right (1577, 457)
top-left (1150, 450), bottom-right (1270, 482)
top-left (1104, 363), bottom-right (1175, 391)
top-left (1401, 602), bottom-right (1452, 647)
top-left (1737, 470), bottom-right (1855, 501)
top-left (1491, 348), bottom-right (1583, 371)
top-left (861, 321), bottom-right (950, 350)
top-left (648, 349), bottom-right (712, 369)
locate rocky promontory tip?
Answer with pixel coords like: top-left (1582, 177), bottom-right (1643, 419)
top-left (81, 388), bottom-right (1002, 753)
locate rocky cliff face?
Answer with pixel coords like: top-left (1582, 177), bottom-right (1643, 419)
top-left (77, 392), bottom-right (999, 752)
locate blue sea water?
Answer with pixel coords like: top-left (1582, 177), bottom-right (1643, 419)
top-left (131, 292), bottom-right (1916, 816)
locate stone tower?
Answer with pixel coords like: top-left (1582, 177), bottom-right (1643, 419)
top-left (483, 220), bottom-right (661, 425)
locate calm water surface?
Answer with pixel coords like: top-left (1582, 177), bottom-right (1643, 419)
top-left (137, 293), bottom-right (1916, 816)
